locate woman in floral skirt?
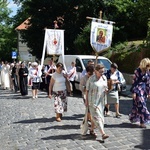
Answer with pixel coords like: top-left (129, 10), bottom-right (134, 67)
top-left (49, 62), bottom-right (68, 122)
top-left (129, 58), bottom-right (150, 128)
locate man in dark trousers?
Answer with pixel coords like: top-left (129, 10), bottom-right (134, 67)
top-left (44, 59), bottom-right (56, 95)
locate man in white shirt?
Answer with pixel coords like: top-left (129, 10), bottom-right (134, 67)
top-left (81, 60), bottom-right (94, 77)
top-left (44, 59), bottom-right (56, 95)
top-left (67, 61), bottom-right (76, 95)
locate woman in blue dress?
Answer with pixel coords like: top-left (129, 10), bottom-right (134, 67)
top-left (129, 58), bottom-right (150, 128)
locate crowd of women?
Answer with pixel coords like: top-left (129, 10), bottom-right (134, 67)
top-left (79, 58), bottom-right (150, 140)
top-left (0, 57), bottom-right (150, 141)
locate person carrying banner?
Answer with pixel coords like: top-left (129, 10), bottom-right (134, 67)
top-left (67, 61), bottom-right (76, 96)
top-left (79, 65), bottom-right (94, 128)
top-left (85, 64), bottom-right (109, 140)
top-left (44, 59), bottom-right (56, 95)
top-left (29, 62), bottom-right (42, 99)
top-left (81, 60), bottom-right (94, 77)
top-left (49, 62), bottom-right (68, 122)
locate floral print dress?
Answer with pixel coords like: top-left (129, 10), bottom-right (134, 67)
top-left (129, 68), bottom-right (150, 124)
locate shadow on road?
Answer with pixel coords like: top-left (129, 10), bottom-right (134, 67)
top-left (13, 117), bottom-right (56, 124)
top-left (39, 124), bottom-right (80, 131)
top-left (134, 129), bottom-right (150, 149)
top-left (13, 114), bottom-right (84, 125)
top-left (105, 122), bottom-right (143, 128)
top-left (41, 133), bottom-right (96, 141)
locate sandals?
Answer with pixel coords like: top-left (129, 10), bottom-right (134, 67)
top-left (90, 130), bottom-right (97, 137)
top-left (102, 134), bottom-right (109, 140)
top-left (116, 113), bottom-right (122, 118)
top-left (140, 124), bottom-right (146, 128)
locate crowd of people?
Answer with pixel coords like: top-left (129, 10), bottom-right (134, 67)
top-left (0, 57), bottom-right (150, 141)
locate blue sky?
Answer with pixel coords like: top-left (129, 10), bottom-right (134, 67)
top-left (7, 0), bottom-right (19, 16)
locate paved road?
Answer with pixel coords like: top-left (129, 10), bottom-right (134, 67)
top-left (0, 87), bottom-right (150, 150)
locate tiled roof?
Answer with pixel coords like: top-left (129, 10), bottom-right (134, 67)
top-left (15, 17), bottom-right (31, 30)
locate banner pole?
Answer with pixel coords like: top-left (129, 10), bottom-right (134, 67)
top-left (41, 29), bottom-right (47, 67)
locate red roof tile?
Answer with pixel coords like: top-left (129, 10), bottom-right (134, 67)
top-left (15, 17), bottom-right (31, 30)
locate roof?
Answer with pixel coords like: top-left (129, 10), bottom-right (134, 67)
top-left (15, 17), bottom-right (31, 30)
top-left (62, 55), bottom-right (109, 59)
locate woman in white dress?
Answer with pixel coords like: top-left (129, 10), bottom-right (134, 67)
top-left (85, 64), bottom-right (109, 140)
top-left (1, 61), bottom-right (10, 89)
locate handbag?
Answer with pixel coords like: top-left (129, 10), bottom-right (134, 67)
top-left (65, 79), bottom-right (71, 93)
top-left (107, 79), bottom-right (113, 91)
top-left (80, 107), bottom-right (89, 135)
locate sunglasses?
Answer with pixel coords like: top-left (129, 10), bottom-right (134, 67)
top-left (146, 65), bottom-right (150, 67)
top-left (96, 70), bottom-right (104, 74)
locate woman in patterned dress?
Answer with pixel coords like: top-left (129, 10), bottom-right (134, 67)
top-left (49, 62), bottom-right (68, 122)
top-left (129, 58), bottom-right (150, 128)
top-left (85, 64), bottom-right (109, 140)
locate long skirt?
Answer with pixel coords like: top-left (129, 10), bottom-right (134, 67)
top-left (53, 90), bottom-right (67, 114)
top-left (129, 98), bottom-right (150, 124)
top-left (89, 100), bottom-right (105, 131)
top-left (20, 77), bottom-right (28, 95)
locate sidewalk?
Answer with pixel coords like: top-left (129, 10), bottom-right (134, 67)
top-left (0, 87), bottom-right (150, 150)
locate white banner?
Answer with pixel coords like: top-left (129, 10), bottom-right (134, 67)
top-left (45, 29), bottom-right (64, 55)
top-left (90, 20), bottom-right (113, 54)
top-left (41, 29), bottom-right (64, 67)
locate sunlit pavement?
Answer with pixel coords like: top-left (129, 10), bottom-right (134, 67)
top-left (0, 87), bottom-right (150, 150)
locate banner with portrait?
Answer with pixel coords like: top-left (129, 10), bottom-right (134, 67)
top-left (90, 19), bottom-right (113, 54)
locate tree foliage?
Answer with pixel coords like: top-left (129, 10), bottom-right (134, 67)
top-left (11, 0), bottom-right (150, 60)
top-left (0, 0), bottom-right (17, 61)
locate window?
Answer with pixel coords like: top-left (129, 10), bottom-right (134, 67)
top-left (82, 58), bottom-right (111, 70)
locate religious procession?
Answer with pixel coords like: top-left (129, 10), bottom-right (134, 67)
top-left (1, 1), bottom-right (150, 147)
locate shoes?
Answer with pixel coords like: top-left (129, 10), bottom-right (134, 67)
top-left (32, 96), bottom-right (35, 99)
top-left (102, 134), bottom-right (109, 140)
top-left (116, 113), bottom-right (122, 118)
top-left (140, 124), bottom-right (146, 128)
top-left (105, 113), bottom-right (110, 117)
top-left (56, 113), bottom-right (61, 122)
top-left (89, 130), bottom-right (97, 138)
top-left (56, 117), bottom-right (61, 122)
top-left (35, 95), bottom-right (38, 98)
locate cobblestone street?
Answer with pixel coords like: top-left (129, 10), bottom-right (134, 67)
top-left (0, 88), bottom-right (150, 150)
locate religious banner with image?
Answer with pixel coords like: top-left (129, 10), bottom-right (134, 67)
top-left (41, 29), bottom-right (64, 67)
top-left (90, 19), bottom-right (113, 54)
top-left (45, 29), bottom-right (64, 55)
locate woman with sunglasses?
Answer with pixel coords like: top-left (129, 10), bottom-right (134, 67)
top-left (85, 64), bottom-right (109, 140)
top-left (129, 58), bottom-right (150, 128)
top-left (49, 62), bottom-right (68, 122)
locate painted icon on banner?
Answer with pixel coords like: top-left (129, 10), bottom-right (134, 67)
top-left (96, 28), bottom-right (106, 44)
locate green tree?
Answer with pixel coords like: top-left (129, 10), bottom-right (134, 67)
top-left (13, 0), bottom-right (150, 59)
top-left (0, 0), bottom-right (17, 62)
top-left (13, 0), bottom-right (105, 59)
top-left (74, 0), bottom-right (150, 54)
